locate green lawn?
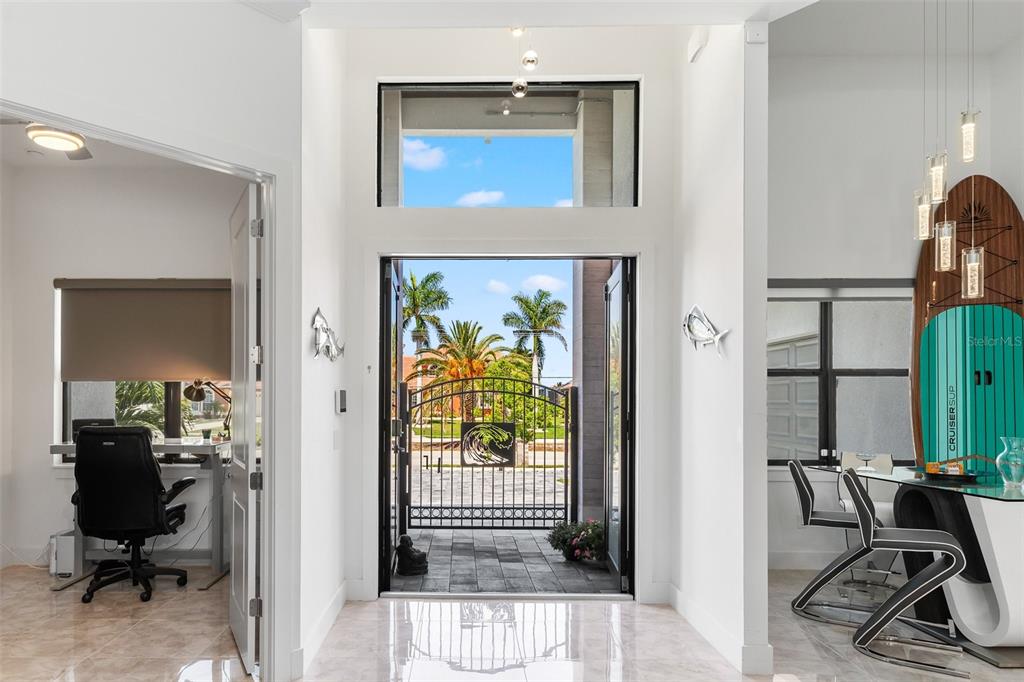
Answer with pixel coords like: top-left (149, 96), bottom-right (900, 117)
top-left (412, 421), bottom-right (566, 439)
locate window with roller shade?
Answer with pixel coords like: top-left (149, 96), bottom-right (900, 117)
top-left (56, 279), bottom-right (231, 441)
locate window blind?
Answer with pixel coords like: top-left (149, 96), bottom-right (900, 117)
top-left (55, 279), bottom-right (230, 382)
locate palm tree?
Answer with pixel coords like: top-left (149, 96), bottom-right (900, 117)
top-left (402, 271), bottom-right (452, 352)
top-left (502, 289), bottom-right (568, 386)
top-left (409, 320), bottom-right (523, 421)
top-left (115, 381), bottom-right (194, 437)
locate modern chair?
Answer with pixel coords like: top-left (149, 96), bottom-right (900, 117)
top-left (73, 426), bottom-right (196, 603)
top-left (837, 452), bottom-right (898, 586)
top-left (841, 468), bottom-right (968, 678)
top-left (788, 459), bottom-right (876, 626)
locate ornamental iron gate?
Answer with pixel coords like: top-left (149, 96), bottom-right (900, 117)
top-left (399, 377), bottom-right (577, 529)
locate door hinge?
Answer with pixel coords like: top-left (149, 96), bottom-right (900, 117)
top-left (250, 471), bottom-right (263, 491)
top-left (250, 218), bottom-right (264, 238)
top-left (249, 345), bottom-right (263, 365)
top-left (248, 597), bottom-right (262, 617)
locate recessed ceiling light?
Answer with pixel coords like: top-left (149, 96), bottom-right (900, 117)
top-left (501, 99), bottom-right (511, 116)
top-left (25, 123), bottom-right (85, 152)
top-left (521, 50), bottom-right (539, 71)
top-left (510, 27), bottom-right (526, 38)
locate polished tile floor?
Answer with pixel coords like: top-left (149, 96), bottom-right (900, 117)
top-left (389, 530), bottom-right (617, 594)
top-left (0, 564), bottom-right (244, 681)
top-left (309, 570), bottom-right (1024, 682)
top-left (6, 565), bottom-right (1024, 681)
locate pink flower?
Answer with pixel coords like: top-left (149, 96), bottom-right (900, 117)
top-left (574, 549), bottom-right (581, 558)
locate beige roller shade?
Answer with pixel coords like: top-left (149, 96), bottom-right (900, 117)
top-left (56, 279), bottom-right (230, 382)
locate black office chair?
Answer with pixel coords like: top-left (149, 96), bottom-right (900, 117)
top-left (73, 426), bottom-right (197, 603)
top-left (842, 468), bottom-right (969, 678)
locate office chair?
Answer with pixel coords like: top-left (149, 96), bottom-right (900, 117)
top-left (73, 426), bottom-right (196, 603)
top-left (842, 468), bottom-right (968, 678)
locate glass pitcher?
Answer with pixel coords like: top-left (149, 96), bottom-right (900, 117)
top-left (996, 437), bottom-right (1024, 488)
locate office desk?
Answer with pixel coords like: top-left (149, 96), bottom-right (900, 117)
top-left (816, 465), bottom-right (1024, 655)
top-left (50, 440), bottom-right (231, 585)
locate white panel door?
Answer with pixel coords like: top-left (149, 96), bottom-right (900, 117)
top-left (228, 184), bottom-right (259, 673)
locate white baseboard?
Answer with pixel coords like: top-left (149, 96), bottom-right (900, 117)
top-left (290, 648), bottom-right (304, 681)
top-left (768, 550), bottom-right (841, 570)
top-left (342, 578), bottom-right (376, 601)
top-left (0, 543), bottom-right (49, 569)
top-left (668, 584), bottom-right (772, 675)
top-left (300, 580), bottom-right (347, 676)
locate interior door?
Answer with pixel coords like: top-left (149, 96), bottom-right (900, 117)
top-left (605, 260), bottom-right (633, 591)
top-left (228, 183), bottom-right (260, 672)
top-left (380, 258), bottom-right (404, 592)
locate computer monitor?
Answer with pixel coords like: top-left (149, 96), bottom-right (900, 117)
top-left (71, 418), bottom-right (115, 443)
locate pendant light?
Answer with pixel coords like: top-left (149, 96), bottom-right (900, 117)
top-left (935, 220), bottom-right (957, 272)
top-left (960, 0), bottom-right (979, 163)
top-left (927, 0), bottom-right (949, 206)
top-left (915, 1), bottom-right (934, 240)
top-left (962, 175), bottom-right (985, 298)
top-left (510, 26), bottom-right (529, 97)
top-left (915, 189), bottom-right (933, 240)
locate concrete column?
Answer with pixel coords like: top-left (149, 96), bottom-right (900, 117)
top-left (572, 259), bottom-right (612, 522)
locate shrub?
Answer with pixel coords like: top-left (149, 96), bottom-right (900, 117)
top-left (546, 519), bottom-right (605, 562)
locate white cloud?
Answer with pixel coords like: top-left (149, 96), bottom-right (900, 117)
top-left (522, 274), bottom-right (568, 292)
top-left (403, 138), bottom-right (446, 171)
top-left (455, 190), bottom-right (505, 207)
top-left (486, 279), bottom-right (511, 295)
top-left (553, 199), bottom-right (573, 207)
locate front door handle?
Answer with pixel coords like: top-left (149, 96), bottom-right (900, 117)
top-left (986, 370), bottom-right (993, 385)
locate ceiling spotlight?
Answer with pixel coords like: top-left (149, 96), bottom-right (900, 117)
top-left (521, 50), bottom-right (539, 71)
top-left (512, 78), bottom-right (528, 98)
top-left (501, 99), bottom-right (511, 116)
top-left (510, 27), bottom-right (526, 38)
top-left (25, 123), bottom-right (85, 152)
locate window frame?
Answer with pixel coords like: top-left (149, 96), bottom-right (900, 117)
top-left (767, 295), bottom-right (914, 468)
top-left (376, 80), bottom-right (641, 208)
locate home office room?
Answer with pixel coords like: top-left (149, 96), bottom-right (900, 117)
top-left (0, 116), bottom-right (260, 679)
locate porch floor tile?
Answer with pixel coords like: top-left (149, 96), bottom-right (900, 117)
top-left (389, 529), bottom-right (613, 594)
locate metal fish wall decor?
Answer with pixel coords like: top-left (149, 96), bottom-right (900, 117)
top-left (683, 304), bottom-right (729, 356)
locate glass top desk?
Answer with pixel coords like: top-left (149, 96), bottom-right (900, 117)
top-left (811, 465), bottom-right (1024, 502)
top-left (811, 464), bottom-right (1024, 650)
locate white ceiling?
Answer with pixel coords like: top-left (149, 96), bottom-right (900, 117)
top-left (302, 1), bottom-right (818, 29)
top-left (0, 124), bottom-right (190, 169)
top-left (772, 0), bottom-right (1024, 57)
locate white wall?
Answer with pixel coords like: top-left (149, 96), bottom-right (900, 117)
top-left (298, 26), bottom-right (349, 671)
top-left (990, 34), bottom-right (1024, 209)
top-left (0, 165), bottom-right (244, 566)
top-left (0, 5), bottom-right (301, 677)
top-left (768, 53), bottom-right (991, 279)
top-left (675, 25), bottom-right (772, 675)
top-left (330, 24), bottom-right (685, 612)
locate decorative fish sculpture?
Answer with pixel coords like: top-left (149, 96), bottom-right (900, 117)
top-left (683, 304), bottom-right (729, 355)
top-left (312, 307), bottom-right (344, 361)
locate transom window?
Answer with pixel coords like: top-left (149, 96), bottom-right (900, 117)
top-left (378, 82), bottom-right (639, 208)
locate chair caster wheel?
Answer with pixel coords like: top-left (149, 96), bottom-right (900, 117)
top-left (177, 576), bottom-right (188, 586)
top-left (140, 591), bottom-right (152, 602)
top-left (81, 592), bottom-right (93, 604)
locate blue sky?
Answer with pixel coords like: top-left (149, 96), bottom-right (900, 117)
top-left (402, 135), bottom-right (574, 208)
top-left (402, 259), bottom-right (574, 382)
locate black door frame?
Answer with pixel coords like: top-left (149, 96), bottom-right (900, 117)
top-left (377, 255), bottom-right (638, 596)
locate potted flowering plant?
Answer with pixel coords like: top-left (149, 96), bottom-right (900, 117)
top-left (546, 519), bottom-right (605, 562)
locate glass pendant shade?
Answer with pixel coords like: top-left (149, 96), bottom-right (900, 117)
top-left (928, 152), bottom-right (948, 204)
top-left (962, 246), bottom-right (985, 299)
top-left (935, 221), bottom-right (957, 272)
top-left (915, 189), bottom-right (933, 240)
top-left (960, 111), bottom-right (978, 163)
top-left (511, 78), bottom-right (528, 98)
